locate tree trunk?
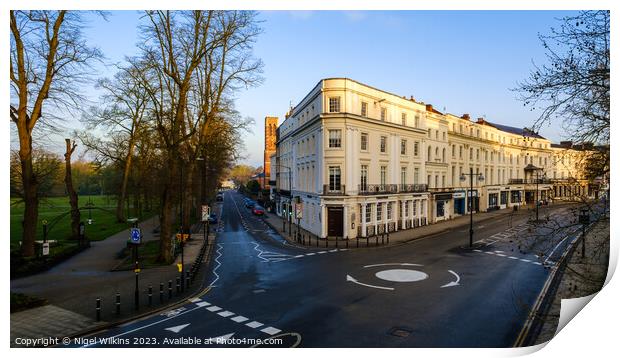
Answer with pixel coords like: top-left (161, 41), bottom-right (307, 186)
top-left (64, 139), bottom-right (80, 241)
top-left (157, 159), bottom-right (177, 263)
top-left (183, 161), bottom-right (195, 231)
top-left (116, 139), bottom-right (135, 223)
top-left (19, 141), bottom-right (38, 257)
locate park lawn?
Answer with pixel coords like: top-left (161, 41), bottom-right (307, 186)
top-left (114, 239), bottom-right (165, 271)
top-left (10, 195), bottom-right (148, 254)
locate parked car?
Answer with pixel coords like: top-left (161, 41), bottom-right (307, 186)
top-left (245, 200), bottom-right (256, 208)
top-left (208, 213), bottom-right (218, 224)
top-left (252, 205), bottom-right (265, 216)
top-left (216, 193), bottom-right (223, 201)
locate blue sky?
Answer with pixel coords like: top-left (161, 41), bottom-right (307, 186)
top-left (78, 10), bottom-right (578, 167)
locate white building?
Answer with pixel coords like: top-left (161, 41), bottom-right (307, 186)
top-left (274, 78), bottom-right (598, 239)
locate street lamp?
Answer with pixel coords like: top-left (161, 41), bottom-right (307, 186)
top-left (275, 164), bottom-right (293, 237)
top-left (460, 168), bottom-right (485, 247)
top-left (535, 171), bottom-right (547, 222)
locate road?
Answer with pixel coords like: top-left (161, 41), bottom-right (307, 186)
top-left (74, 190), bottom-right (600, 348)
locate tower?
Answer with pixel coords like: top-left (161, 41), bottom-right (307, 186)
top-left (263, 116), bottom-right (279, 189)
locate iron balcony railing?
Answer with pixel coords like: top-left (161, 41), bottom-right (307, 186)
top-left (508, 179), bottom-right (553, 185)
top-left (323, 184), bottom-right (346, 195)
top-left (358, 183), bottom-right (428, 195)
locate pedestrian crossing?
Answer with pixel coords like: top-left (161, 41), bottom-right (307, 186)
top-left (475, 223), bottom-right (535, 246)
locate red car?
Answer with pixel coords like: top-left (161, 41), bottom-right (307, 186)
top-left (252, 206), bottom-right (265, 215)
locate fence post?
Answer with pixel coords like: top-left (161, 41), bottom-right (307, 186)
top-left (115, 293), bottom-right (121, 316)
top-left (96, 298), bottom-right (101, 321)
top-left (160, 282), bottom-right (164, 303)
top-left (148, 285), bottom-right (153, 306)
top-left (168, 280), bottom-right (173, 299)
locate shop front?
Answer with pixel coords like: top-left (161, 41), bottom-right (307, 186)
top-left (466, 190), bottom-right (479, 213)
top-left (433, 193), bottom-right (453, 223)
top-left (453, 191), bottom-right (466, 216)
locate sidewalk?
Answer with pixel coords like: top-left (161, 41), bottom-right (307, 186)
top-left (10, 211), bottom-right (217, 347)
top-left (532, 216), bottom-right (610, 345)
top-left (262, 204), bottom-right (547, 249)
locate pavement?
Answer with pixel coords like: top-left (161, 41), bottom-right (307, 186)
top-left (532, 214), bottom-right (610, 345)
top-left (62, 190), bottom-right (605, 348)
top-left (10, 210), bottom-right (218, 348)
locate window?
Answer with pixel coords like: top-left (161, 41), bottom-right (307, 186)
top-left (401, 139), bottom-right (407, 155)
top-left (414, 141), bottom-right (419, 156)
top-left (361, 101), bottom-right (368, 117)
top-left (381, 107), bottom-right (387, 121)
top-left (405, 201), bottom-right (410, 217)
top-left (365, 204), bottom-right (371, 223)
top-left (380, 136), bottom-right (387, 153)
top-left (415, 115), bottom-right (420, 128)
top-left (360, 165), bottom-right (368, 190)
top-left (328, 129), bottom-right (342, 148)
top-left (459, 146), bottom-right (463, 159)
top-left (329, 97), bottom-right (340, 112)
top-left (401, 112), bottom-right (407, 126)
top-left (435, 130), bottom-right (439, 139)
top-left (470, 148), bottom-right (473, 160)
top-left (414, 168), bottom-right (419, 184)
top-left (387, 203), bottom-right (393, 220)
top-left (380, 166), bottom-right (387, 186)
top-left (360, 132), bottom-right (368, 151)
top-left (452, 145), bottom-right (456, 157)
top-left (401, 167), bottom-right (407, 185)
top-left (377, 203), bottom-right (382, 221)
top-left (428, 146), bottom-right (432, 161)
top-left (328, 166), bottom-right (341, 191)
top-left (443, 132), bottom-right (446, 141)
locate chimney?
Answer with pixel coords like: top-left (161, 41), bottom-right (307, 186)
top-left (426, 104), bottom-right (433, 112)
top-left (461, 114), bottom-right (470, 120)
top-left (560, 141), bottom-right (573, 148)
top-left (477, 117), bottom-right (485, 123)
top-left (410, 95), bottom-right (415, 101)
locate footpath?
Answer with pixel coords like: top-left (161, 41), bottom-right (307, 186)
top-left (10, 207), bottom-right (219, 348)
top-left (262, 203), bottom-right (571, 249)
top-left (531, 215), bottom-right (610, 345)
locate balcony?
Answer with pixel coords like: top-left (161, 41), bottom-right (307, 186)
top-left (508, 179), bottom-right (552, 185)
top-left (322, 184), bottom-right (346, 195)
top-left (358, 184), bottom-right (428, 195)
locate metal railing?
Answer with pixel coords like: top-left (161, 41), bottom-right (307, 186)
top-left (358, 183), bottom-right (428, 195)
top-left (509, 179), bottom-right (553, 184)
top-left (322, 184), bottom-right (346, 195)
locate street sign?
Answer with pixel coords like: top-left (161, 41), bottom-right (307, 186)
top-left (176, 233), bottom-right (190, 242)
top-left (201, 205), bottom-right (210, 222)
top-left (42, 242), bottom-right (50, 256)
top-left (130, 228), bottom-right (142, 244)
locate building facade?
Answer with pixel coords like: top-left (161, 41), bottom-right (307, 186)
top-left (263, 116), bottom-right (279, 189)
top-left (274, 78), bottom-right (597, 239)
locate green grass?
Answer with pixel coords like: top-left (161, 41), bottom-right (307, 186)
top-left (10, 195), bottom-right (152, 254)
top-left (10, 292), bottom-right (48, 313)
top-left (114, 240), bottom-right (165, 271)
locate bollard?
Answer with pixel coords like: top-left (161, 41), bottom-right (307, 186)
top-left (148, 285), bottom-right (153, 306)
top-left (160, 282), bottom-right (164, 303)
top-left (367, 236), bottom-right (369, 247)
top-left (325, 238), bottom-right (328, 248)
top-left (168, 280), bottom-right (173, 299)
top-left (176, 277), bottom-right (181, 295)
top-left (382, 234), bottom-right (385, 245)
top-left (316, 235), bottom-right (319, 247)
top-left (346, 239), bottom-right (349, 248)
top-left (357, 237), bottom-right (359, 248)
top-left (96, 298), bottom-right (101, 321)
top-left (387, 233), bottom-right (390, 244)
top-left (376, 236), bottom-right (379, 246)
top-left (116, 293), bottom-right (121, 316)
top-left (186, 270), bottom-right (190, 289)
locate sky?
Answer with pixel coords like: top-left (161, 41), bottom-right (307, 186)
top-left (63, 10), bottom-right (579, 167)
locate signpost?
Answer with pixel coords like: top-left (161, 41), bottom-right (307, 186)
top-left (128, 225), bottom-right (142, 310)
top-left (130, 228), bottom-right (142, 244)
top-left (201, 205), bottom-right (210, 222)
top-left (42, 242), bottom-right (50, 256)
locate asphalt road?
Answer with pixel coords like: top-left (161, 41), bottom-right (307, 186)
top-left (74, 190), bottom-right (601, 348)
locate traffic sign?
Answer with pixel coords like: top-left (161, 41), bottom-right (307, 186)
top-left (130, 228), bottom-right (142, 244)
top-left (295, 202), bottom-right (303, 219)
top-left (201, 205), bottom-right (210, 222)
top-left (42, 242), bottom-right (50, 256)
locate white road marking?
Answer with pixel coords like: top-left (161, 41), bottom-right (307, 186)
top-left (305, 253), bottom-right (316, 256)
top-left (207, 306), bottom-right (222, 312)
top-left (440, 270), bottom-right (461, 288)
top-left (165, 324), bottom-right (190, 333)
top-left (208, 244), bottom-right (224, 288)
top-left (508, 256), bottom-right (518, 259)
top-left (205, 332), bottom-right (235, 342)
top-left (363, 263), bottom-right (423, 268)
top-left (189, 298), bottom-right (201, 303)
top-left (231, 316), bottom-right (249, 323)
top-left (261, 327), bottom-right (282, 335)
top-left (195, 301), bottom-right (210, 307)
top-left (346, 274), bottom-right (394, 291)
top-left (218, 311), bottom-right (235, 317)
top-left (246, 321), bottom-right (263, 329)
top-left (520, 259), bottom-right (531, 263)
top-left (496, 253), bottom-right (507, 257)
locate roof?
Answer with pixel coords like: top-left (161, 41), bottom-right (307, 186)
top-left (484, 121), bottom-right (546, 139)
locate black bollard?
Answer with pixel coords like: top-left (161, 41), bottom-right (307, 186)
top-left (186, 270), bottom-right (190, 289)
top-left (96, 298), bottom-right (101, 321)
top-left (116, 293), bottom-right (121, 316)
top-left (357, 237), bottom-right (359, 248)
top-left (376, 236), bottom-right (379, 246)
top-left (168, 280), bottom-right (173, 299)
top-left (367, 236), bottom-right (369, 247)
top-left (387, 233), bottom-right (390, 244)
top-left (160, 282), bottom-right (164, 303)
top-left (148, 285), bottom-right (153, 306)
top-left (176, 277), bottom-right (181, 295)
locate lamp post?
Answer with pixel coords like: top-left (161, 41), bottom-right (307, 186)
top-left (179, 163), bottom-right (185, 292)
top-left (534, 170), bottom-right (547, 222)
top-left (460, 168), bottom-right (485, 247)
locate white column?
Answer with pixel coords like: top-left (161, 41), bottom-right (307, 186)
top-left (343, 204), bottom-right (348, 239)
top-left (401, 200), bottom-right (406, 230)
top-left (345, 127), bottom-right (354, 194)
top-left (361, 203), bottom-right (367, 237)
top-left (320, 204), bottom-right (327, 238)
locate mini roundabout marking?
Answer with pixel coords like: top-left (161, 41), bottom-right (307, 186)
top-left (346, 263), bottom-right (461, 291)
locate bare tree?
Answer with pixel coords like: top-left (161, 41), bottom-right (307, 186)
top-left (515, 11), bottom-right (609, 174)
top-left (10, 11), bottom-right (102, 256)
top-left (81, 63), bottom-right (152, 222)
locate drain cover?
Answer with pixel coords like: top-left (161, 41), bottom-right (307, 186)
top-left (388, 327), bottom-right (413, 338)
